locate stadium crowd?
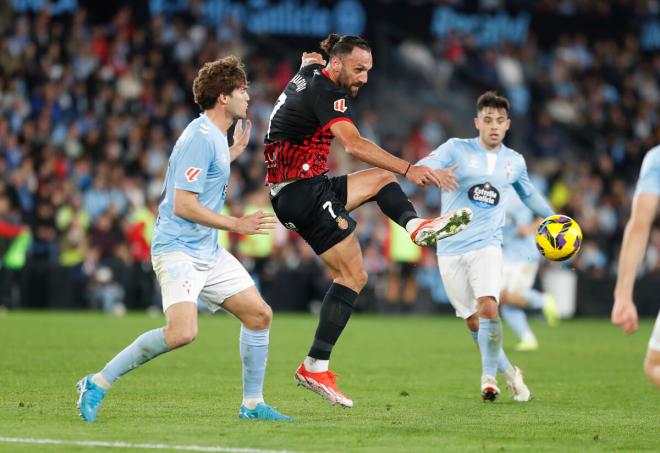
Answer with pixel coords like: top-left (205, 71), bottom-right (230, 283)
top-left (0, 1), bottom-right (659, 312)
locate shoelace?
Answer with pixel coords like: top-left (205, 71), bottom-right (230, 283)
top-left (85, 383), bottom-right (104, 408)
top-left (325, 371), bottom-right (339, 383)
top-left (258, 404), bottom-right (284, 419)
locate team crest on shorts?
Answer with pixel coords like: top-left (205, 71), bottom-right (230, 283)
top-left (336, 216), bottom-right (349, 230)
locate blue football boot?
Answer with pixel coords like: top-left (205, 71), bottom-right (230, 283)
top-left (239, 402), bottom-right (292, 421)
top-left (76, 374), bottom-right (107, 422)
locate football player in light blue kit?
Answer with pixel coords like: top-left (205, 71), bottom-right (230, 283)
top-left (418, 92), bottom-right (554, 401)
top-left (76, 56), bottom-right (292, 421)
top-left (500, 195), bottom-right (559, 352)
top-left (612, 145), bottom-right (660, 387)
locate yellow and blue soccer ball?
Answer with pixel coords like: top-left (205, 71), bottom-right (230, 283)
top-left (535, 215), bottom-right (583, 261)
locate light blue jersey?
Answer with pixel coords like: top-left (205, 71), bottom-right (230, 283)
top-left (502, 195), bottom-right (538, 263)
top-left (418, 137), bottom-right (553, 256)
top-left (635, 146), bottom-right (660, 196)
top-left (152, 114), bottom-right (230, 261)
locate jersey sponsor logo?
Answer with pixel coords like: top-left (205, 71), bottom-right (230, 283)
top-left (283, 222), bottom-right (298, 231)
top-left (185, 167), bottom-right (203, 182)
top-left (333, 98), bottom-right (347, 113)
top-left (468, 182), bottom-right (500, 208)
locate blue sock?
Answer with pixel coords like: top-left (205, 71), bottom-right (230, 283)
top-left (525, 288), bottom-right (546, 310)
top-left (100, 328), bottom-right (169, 384)
top-left (501, 305), bottom-right (535, 341)
top-left (478, 318), bottom-right (503, 377)
top-left (469, 330), bottom-right (511, 374)
top-left (240, 326), bottom-right (269, 399)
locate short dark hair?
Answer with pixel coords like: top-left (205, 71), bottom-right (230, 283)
top-left (477, 91), bottom-right (510, 115)
top-left (320, 33), bottom-right (371, 57)
top-left (192, 56), bottom-right (247, 111)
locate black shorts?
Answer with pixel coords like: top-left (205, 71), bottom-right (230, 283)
top-left (270, 174), bottom-right (357, 255)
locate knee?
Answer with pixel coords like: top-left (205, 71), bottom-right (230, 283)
top-left (466, 315), bottom-right (479, 332)
top-left (349, 269), bottom-right (368, 291)
top-left (376, 170), bottom-right (397, 189)
top-left (164, 325), bottom-right (197, 349)
top-left (643, 355), bottom-right (660, 388)
top-left (478, 298), bottom-right (499, 320)
top-left (500, 290), bottom-right (510, 305)
top-left (245, 303), bottom-right (273, 330)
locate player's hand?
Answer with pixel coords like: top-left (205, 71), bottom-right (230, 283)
top-left (229, 119), bottom-right (252, 161)
top-left (301, 52), bottom-right (326, 68)
top-left (433, 164), bottom-right (459, 191)
top-left (405, 164), bottom-right (443, 188)
top-left (235, 210), bottom-right (276, 235)
top-left (611, 297), bottom-right (639, 335)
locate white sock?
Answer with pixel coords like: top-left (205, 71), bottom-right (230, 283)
top-left (92, 373), bottom-right (112, 390)
top-left (405, 218), bottom-right (423, 234)
top-left (304, 356), bottom-right (329, 373)
top-left (242, 397), bottom-right (264, 410)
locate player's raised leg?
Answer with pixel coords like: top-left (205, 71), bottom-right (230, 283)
top-left (222, 286), bottom-right (292, 420)
top-left (345, 168), bottom-right (472, 246)
top-left (294, 232), bottom-right (365, 408)
top-left (76, 301), bottom-right (195, 422)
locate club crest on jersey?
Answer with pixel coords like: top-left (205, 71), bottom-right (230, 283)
top-left (468, 182), bottom-right (500, 209)
top-left (334, 98), bottom-right (347, 113)
top-left (336, 216), bottom-right (349, 230)
top-left (185, 167), bottom-right (202, 182)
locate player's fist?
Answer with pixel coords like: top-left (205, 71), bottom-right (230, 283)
top-left (236, 210), bottom-right (276, 235)
top-left (301, 52), bottom-right (326, 68)
top-left (611, 298), bottom-right (638, 335)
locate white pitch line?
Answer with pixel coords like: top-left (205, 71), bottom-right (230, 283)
top-left (0, 437), bottom-right (301, 453)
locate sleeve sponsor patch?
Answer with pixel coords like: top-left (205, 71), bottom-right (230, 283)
top-left (185, 167), bottom-right (203, 182)
top-left (333, 98), bottom-right (347, 113)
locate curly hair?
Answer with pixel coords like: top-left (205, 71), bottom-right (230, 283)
top-left (192, 56), bottom-right (247, 111)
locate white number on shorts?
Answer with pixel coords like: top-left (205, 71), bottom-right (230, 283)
top-left (322, 201), bottom-right (337, 219)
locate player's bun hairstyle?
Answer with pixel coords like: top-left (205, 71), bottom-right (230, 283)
top-left (477, 91), bottom-right (510, 115)
top-left (320, 33), bottom-right (371, 57)
top-left (193, 56), bottom-right (247, 111)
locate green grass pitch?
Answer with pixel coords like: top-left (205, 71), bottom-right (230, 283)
top-left (1, 311), bottom-right (659, 452)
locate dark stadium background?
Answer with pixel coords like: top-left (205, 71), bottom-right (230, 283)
top-left (1, 0), bottom-right (659, 317)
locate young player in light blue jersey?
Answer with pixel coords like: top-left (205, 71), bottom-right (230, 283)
top-left (500, 195), bottom-right (559, 352)
top-left (417, 92), bottom-right (554, 401)
top-left (76, 56), bottom-right (292, 421)
top-left (612, 145), bottom-right (660, 388)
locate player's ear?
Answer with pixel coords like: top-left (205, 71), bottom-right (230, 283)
top-left (331, 55), bottom-right (342, 72)
top-left (473, 117), bottom-right (479, 131)
top-left (217, 93), bottom-right (228, 106)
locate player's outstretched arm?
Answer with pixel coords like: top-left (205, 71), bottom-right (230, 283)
top-left (330, 120), bottom-right (445, 188)
top-left (229, 119), bottom-right (252, 162)
top-left (173, 189), bottom-right (275, 235)
top-left (613, 193), bottom-right (658, 334)
top-left (300, 52), bottom-right (326, 68)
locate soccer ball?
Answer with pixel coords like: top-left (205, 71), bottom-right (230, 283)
top-left (535, 215), bottom-right (583, 261)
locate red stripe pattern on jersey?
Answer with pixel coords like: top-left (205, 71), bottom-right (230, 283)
top-left (265, 122), bottom-right (347, 183)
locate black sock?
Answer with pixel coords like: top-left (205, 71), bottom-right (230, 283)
top-left (308, 283), bottom-right (358, 360)
top-left (370, 182), bottom-right (418, 228)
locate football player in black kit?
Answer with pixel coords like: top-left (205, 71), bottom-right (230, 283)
top-left (265, 33), bottom-right (472, 407)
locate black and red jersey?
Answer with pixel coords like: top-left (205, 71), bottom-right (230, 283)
top-left (264, 63), bottom-right (354, 184)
